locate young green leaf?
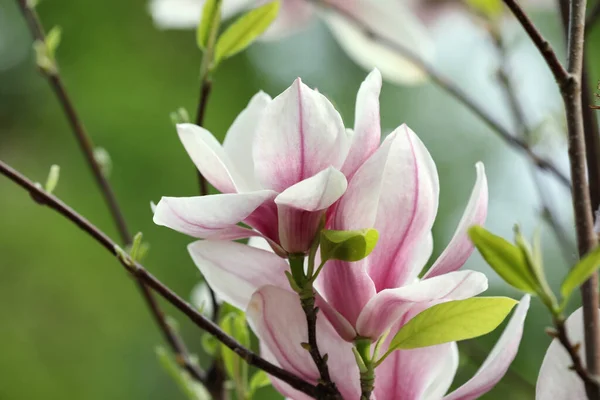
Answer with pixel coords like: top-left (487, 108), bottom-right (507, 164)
top-left (466, 0), bottom-right (504, 20)
top-left (320, 228), bottom-right (379, 262)
top-left (44, 164), bottom-right (60, 194)
top-left (155, 346), bottom-right (210, 400)
top-left (248, 371), bottom-right (271, 397)
top-left (561, 246), bottom-right (600, 300)
top-left (388, 297), bottom-right (518, 351)
top-left (196, 0), bottom-right (222, 50)
top-left (214, 1), bottom-right (280, 64)
top-left (468, 226), bottom-right (539, 294)
top-left (45, 26), bottom-right (62, 61)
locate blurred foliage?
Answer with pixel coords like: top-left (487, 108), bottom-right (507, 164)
top-left (0, 0), bottom-right (599, 399)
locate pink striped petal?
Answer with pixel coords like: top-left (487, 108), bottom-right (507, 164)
top-left (315, 292), bottom-right (357, 341)
top-left (153, 191), bottom-right (276, 238)
top-left (177, 123), bottom-right (248, 193)
top-left (188, 241), bottom-right (289, 310)
top-left (260, 344), bottom-right (314, 400)
top-left (375, 341), bottom-right (459, 400)
top-left (335, 125), bottom-right (439, 291)
top-left (425, 162), bottom-right (488, 279)
top-left (536, 307), bottom-right (590, 400)
top-left (222, 91), bottom-right (272, 192)
top-left (444, 295), bottom-right (531, 400)
top-left (275, 167), bottom-right (347, 253)
top-left (355, 271), bottom-right (488, 340)
top-left (253, 78), bottom-right (349, 192)
top-left (247, 286), bottom-right (361, 400)
top-left (341, 69), bottom-right (382, 179)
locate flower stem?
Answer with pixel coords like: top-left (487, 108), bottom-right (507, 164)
top-left (355, 338), bottom-right (375, 400)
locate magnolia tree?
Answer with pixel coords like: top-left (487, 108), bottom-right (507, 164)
top-left (3, 0), bottom-right (600, 399)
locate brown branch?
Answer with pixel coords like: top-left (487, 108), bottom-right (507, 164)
top-left (501, 0), bottom-right (569, 85)
top-left (491, 30), bottom-right (576, 264)
top-left (16, 0), bottom-right (131, 245)
top-left (194, 78), bottom-right (212, 197)
top-left (0, 159), bottom-right (318, 398)
top-left (557, 0), bottom-right (600, 397)
top-left (14, 0), bottom-right (215, 390)
top-left (307, 0), bottom-right (571, 190)
top-left (553, 317), bottom-right (600, 391)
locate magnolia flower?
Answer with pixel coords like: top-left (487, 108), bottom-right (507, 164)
top-left (536, 308), bottom-right (598, 400)
top-left (153, 71), bottom-right (389, 254)
top-left (316, 127), bottom-right (490, 341)
top-left (247, 285), bottom-right (531, 400)
top-left (148, 0), bottom-right (433, 84)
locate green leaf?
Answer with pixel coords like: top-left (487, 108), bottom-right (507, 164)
top-left (466, 0), bottom-right (504, 19)
top-left (214, 1), bottom-right (280, 64)
top-left (196, 0), bottom-right (222, 50)
top-left (44, 164), bottom-right (60, 194)
top-left (468, 226), bottom-right (539, 294)
top-left (561, 246), bottom-right (600, 299)
top-left (45, 26), bottom-right (62, 60)
top-left (219, 310), bottom-right (249, 380)
top-left (201, 333), bottom-right (218, 357)
top-left (248, 371), bottom-right (271, 397)
top-left (320, 229), bottom-right (379, 262)
top-left (388, 297), bottom-right (518, 351)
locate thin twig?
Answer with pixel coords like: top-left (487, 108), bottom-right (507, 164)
top-left (553, 317), bottom-right (600, 391)
top-left (307, 0), bottom-right (571, 189)
top-left (14, 0), bottom-right (213, 389)
top-left (501, 0), bottom-right (569, 85)
top-left (560, 0), bottom-right (600, 397)
top-left (194, 78), bottom-right (212, 197)
top-left (0, 159), bottom-right (318, 398)
top-left (491, 29), bottom-right (576, 264)
top-left (16, 0), bottom-right (131, 245)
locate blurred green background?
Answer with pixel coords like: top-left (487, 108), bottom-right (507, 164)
top-left (1, 0), bottom-right (600, 398)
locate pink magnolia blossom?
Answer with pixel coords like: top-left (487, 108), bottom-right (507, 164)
top-left (153, 71), bottom-right (388, 254)
top-left (247, 285), bottom-right (531, 400)
top-left (536, 308), bottom-right (598, 400)
top-left (148, 0), bottom-right (433, 84)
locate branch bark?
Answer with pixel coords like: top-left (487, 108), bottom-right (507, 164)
top-left (0, 159), bottom-right (318, 399)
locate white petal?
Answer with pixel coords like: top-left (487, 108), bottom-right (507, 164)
top-left (149, 0), bottom-right (251, 29)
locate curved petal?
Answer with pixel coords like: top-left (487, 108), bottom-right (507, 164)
top-left (260, 344), bottom-right (314, 400)
top-left (322, 1), bottom-right (434, 85)
top-left (375, 341), bottom-right (459, 400)
top-left (275, 167), bottom-right (347, 253)
top-left (149, 0), bottom-right (252, 29)
top-left (261, 0), bottom-right (315, 40)
top-left (247, 286), bottom-right (361, 400)
top-left (153, 191), bottom-right (276, 238)
top-left (536, 307), bottom-right (590, 400)
top-left (222, 91), bottom-right (272, 191)
top-left (355, 270), bottom-right (488, 340)
top-left (425, 162), bottom-right (488, 279)
top-left (315, 292), bottom-right (357, 341)
top-left (188, 240), bottom-right (289, 310)
top-left (253, 78), bottom-right (349, 192)
top-left (444, 295), bottom-right (531, 400)
top-left (177, 123), bottom-right (249, 193)
top-left (335, 125), bottom-right (440, 291)
top-left (341, 69), bottom-right (382, 179)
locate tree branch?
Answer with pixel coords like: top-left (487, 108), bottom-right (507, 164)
top-left (0, 159), bottom-right (318, 399)
top-left (308, 0), bottom-right (571, 190)
top-left (491, 29), bottom-right (576, 264)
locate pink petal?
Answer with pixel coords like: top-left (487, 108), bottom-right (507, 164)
top-left (355, 270), bottom-right (488, 340)
top-left (425, 162), bottom-right (488, 279)
top-left (253, 78), bottom-right (349, 192)
top-left (315, 292), bottom-right (357, 341)
top-left (222, 91), bottom-right (272, 192)
top-left (335, 124), bottom-right (440, 291)
top-left (536, 307), bottom-right (590, 400)
top-left (260, 344), bottom-right (314, 400)
top-left (153, 190), bottom-right (276, 238)
top-left (177, 123), bottom-right (248, 193)
top-left (188, 240), bottom-right (289, 310)
top-left (275, 167), bottom-right (347, 253)
top-left (341, 69), bottom-right (382, 179)
top-left (444, 295), bottom-right (531, 400)
top-left (322, 0), bottom-right (434, 85)
top-left (375, 341), bottom-right (458, 400)
top-left (247, 285), bottom-right (361, 400)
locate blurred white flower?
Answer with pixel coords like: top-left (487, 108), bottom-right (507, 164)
top-left (190, 281), bottom-right (221, 319)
